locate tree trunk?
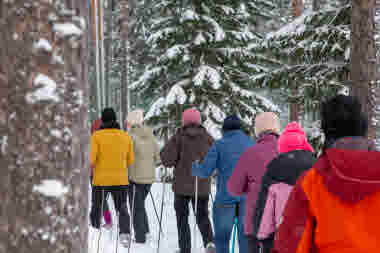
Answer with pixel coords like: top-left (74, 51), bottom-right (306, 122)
top-left (121, 40), bottom-right (128, 126)
top-left (119, 0), bottom-right (136, 125)
top-left (290, 0), bottom-right (304, 122)
top-left (104, 0), bottom-right (113, 107)
top-left (312, 0), bottom-right (325, 11)
top-left (350, 0), bottom-right (377, 140)
top-left (374, 0), bottom-right (380, 147)
top-left (0, 1), bottom-right (89, 252)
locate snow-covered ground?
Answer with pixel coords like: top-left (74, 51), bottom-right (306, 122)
top-left (88, 183), bottom-right (239, 253)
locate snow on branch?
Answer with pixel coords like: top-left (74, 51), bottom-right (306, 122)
top-left (145, 97), bottom-right (165, 120)
top-left (166, 85), bottom-right (187, 105)
top-left (181, 9), bottom-right (200, 22)
top-left (202, 15), bottom-right (225, 42)
top-left (194, 65), bottom-right (222, 89)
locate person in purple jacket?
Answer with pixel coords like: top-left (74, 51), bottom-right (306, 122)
top-left (254, 122), bottom-right (316, 253)
top-left (227, 112), bottom-right (280, 253)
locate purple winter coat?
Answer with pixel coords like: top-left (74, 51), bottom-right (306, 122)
top-left (227, 132), bottom-right (279, 235)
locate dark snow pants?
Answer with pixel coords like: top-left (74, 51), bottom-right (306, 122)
top-left (90, 186), bottom-right (130, 234)
top-left (174, 194), bottom-right (213, 253)
top-left (128, 181), bottom-right (152, 243)
top-left (248, 235), bottom-right (273, 253)
top-left (90, 177), bottom-right (111, 217)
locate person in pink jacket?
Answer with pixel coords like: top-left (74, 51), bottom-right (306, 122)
top-left (255, 122), bottom-right (316, 253)
top-left (227, 112), bottom-right (280, 253)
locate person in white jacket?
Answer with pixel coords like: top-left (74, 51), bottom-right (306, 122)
top-left (126, 109), bottom-right (161, 244)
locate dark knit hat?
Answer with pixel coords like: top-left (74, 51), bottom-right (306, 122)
top-left (222, 115), bottom-right (242, 132)
top-left (101, 108), bottom-right (117, 123)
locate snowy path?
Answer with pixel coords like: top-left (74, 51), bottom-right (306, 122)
top-left (88, 183), bottom-right (233, 253)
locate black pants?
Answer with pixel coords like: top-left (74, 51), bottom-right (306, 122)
top-left (128, 181), bottom-right (152, 243)
top-left (248, 236), bottom-right (260, 253)
top-left (90, 186), bottom-right (130, 234)
top-left (174, 194), bottom-right (213, 253)
top-left (248, 236), bottom-right (274, 253)
top-left (90, 177), bottom-right (111, 215)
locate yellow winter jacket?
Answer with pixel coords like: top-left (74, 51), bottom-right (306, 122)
top-left (90, 129), bottom-right (134, 186)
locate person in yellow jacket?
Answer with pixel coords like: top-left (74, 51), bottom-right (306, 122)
top-left (90, 108), bottom-right (134, 246)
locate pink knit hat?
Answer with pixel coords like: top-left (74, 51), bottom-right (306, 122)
top-left (182, 108), bottom-right (201, 126)
top-left (278, 122), bottom-right (315, 154)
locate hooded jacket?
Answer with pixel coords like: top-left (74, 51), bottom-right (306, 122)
top-left (273, 137), bottom-right (380, 253)
top-left (255, 150), bottom-right (316, 242)
top-left (227, 132), bottom-right (279, 235)
top-left (129, 125), bottom-right (161, 184)
top-left (192, 130), bottom-right (255, 204)
top-left (160, 124), bottom-right (214, 196)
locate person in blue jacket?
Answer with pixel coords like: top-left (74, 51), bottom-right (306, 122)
top-left (192, 115), bottom-right (255, 253)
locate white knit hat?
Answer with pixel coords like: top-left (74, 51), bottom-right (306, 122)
top-left (126, 109), bottom-right (144, 126)
top-left (254, 112), bottom-right (281, 137)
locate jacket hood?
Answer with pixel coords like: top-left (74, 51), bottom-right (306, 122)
top-left (180, 124), bottom-right (207, 137)
top-left (266, 150), bottom-right (316, 186)
top-left (91, 118), bottom-right (102, 134)
top-left (130, 125), bottom-right (154, 139)
top-left (315, 137), bottom-right (380, 203)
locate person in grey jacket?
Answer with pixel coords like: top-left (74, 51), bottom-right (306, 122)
top-left (126, 109), bottom-right (161, 244)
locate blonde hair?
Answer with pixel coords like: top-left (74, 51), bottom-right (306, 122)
top-left (254, 112), bottom-right (281, 137)
top-left (126, 109), bottom-right (144, 127)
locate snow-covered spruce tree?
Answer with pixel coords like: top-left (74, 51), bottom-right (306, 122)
top-left (0, 1), bottom-right (89, 253)
top-left (131, 0), bottom-right (280, 138)
top-left (252, 3), bottom-right (350, 116)
top-left (246, 3), bottom-right (350, 153)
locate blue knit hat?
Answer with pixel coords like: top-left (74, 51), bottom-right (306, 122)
top-left (222, 115), bottom-right (242, 132)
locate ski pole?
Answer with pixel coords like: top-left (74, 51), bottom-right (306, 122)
top-left (193, 176), bottom-right (199, 251)
top-left (149, 190), bottom-right (164, 234)
top-left (231, 203), bottom-right (240, 253)
top-left (231, 217), bottom-right (238, 253)
top-left (97, 189), bottom-right (105, 253)
top-left (115, 210), bottom-right (119, 253)
top-left (209, 191), bottom-right (214, 204)
top-left (157, 180), bottom-right (167, 253)
top-left (128, 184), bottom-right (136, 253)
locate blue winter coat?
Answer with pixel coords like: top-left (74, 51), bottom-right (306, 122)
top-left (192, 130), bottom-right (255, 204)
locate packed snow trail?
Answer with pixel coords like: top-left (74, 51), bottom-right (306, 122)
top-left (88, 183), bottom-right (239, 253)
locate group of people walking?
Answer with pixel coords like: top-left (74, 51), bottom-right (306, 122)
top-left (89, 94), bottom-right (380, 253)
top-left (90, 108), bottom-right (160, 246)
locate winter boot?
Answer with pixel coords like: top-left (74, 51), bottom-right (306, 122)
top-left (205, 242), bottom-right (216, 253)
top-left (119, 233), bottom-right (131, 248)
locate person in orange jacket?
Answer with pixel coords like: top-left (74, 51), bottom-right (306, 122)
top-left (272, 95), bottom-right (380, 253)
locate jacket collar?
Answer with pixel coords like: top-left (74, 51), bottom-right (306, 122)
top-left (257, 131), bottom-right (279, 143)
top-left (223, 129), bottom-right (243, 137)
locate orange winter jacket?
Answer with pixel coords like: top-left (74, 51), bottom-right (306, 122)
top-left (90, 129), bottom-right (134, 186)
top-left (272, 137), bottom-right (380, 253)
